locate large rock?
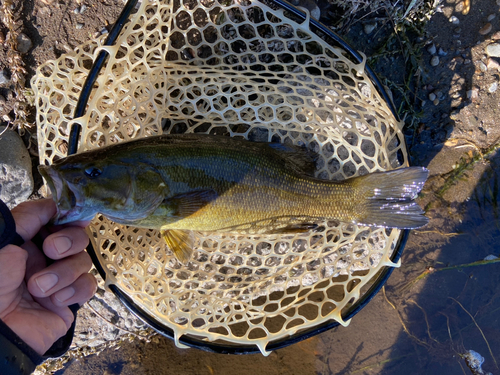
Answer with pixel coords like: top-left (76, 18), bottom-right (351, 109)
top-left (0, 127), bottom-right (34, 208)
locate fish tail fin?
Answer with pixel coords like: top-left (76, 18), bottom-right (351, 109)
top-left (355, 167), bottom-right (429, 229)
top-left (162, 229), bottom-right (195, 264)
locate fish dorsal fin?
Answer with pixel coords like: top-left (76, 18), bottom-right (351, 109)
top-left (266, 143), bottom-right (317, 176)
top-left (162, 229), bottom-right (195, 264)
top-left (167, 190), bottom-right (218, 218)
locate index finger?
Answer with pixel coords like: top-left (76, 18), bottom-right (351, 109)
top-left (11, 199), bottom-right (57, 242)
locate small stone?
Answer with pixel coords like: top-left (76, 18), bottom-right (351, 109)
top-left (364, 23), bottom-right (376, 35)
top-left (487, 14), bottom-right (496, 22)
top-left (477, 61), bottom-right (487, 72)
top-left (479, 23), bottom-right (492, 35)
top-left (454, 27), bottom-right (461, 33)
top-left (427, 44), bottom-right (436, 54)
top-left (488, 82), bottom-right (498, 93)
top-left (492, 31), bottom-right (500, 40)
top-left (436, 91), bottom-right (444, 100)
top-left (16, 33), bottom-right (32, 54)
top-left (450, 16), bottom-right (459, 25)
top-left (0, 69), bottom-right (10, 85)
top-left (76, 22), bottom-right (84, 30)
top-left (0, 126), bottom-right (34, 208)
top-left (438, 47), bottom-right (447, 56)
top-left (430, 55), bottom-right (440, 66)
top-left (428, 93), bottom-right (436, 101)
top-left (486, 43), bottom-right (500, 57)
top-left (0, 95), bottom-right (5, 105)
top-left (484, 254), bottom-right (498, 260)
top-left (80, 4), bottom-right (87, 13)
top-left (0, 31), bottom-right (4, 44)
top-left (433, 98), bottom-right (440, 105)
top-left (452, 56), bottom-right (464, 65)
top-left (100, 28), bottom-right (109, 35)
top-left (73, 7), bottom-right (80, 14)
top-left (467, 89), bottom-right (479, 99)
top-left (487, 58), bottom-right (500, 70)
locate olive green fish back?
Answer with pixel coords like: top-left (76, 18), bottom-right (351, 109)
top-left (33, 0), bottom-right (408, 355)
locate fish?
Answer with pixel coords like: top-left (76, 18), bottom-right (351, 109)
top-left (39, 134), bottom-right (429, 263)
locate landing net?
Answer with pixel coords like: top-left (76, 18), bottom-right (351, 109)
top-left (33, 0), bottom-right (407, 355)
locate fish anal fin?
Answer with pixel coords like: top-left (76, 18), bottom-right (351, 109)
top-left (162, 229), bottom-right (195, 264)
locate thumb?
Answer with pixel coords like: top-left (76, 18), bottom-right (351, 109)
top-left (11, 199), bottom-right (57, 242)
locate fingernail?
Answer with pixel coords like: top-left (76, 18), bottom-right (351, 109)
top-left (36, 273), bottom-right (59, 293)
top-left (55, 287), bottom-right (75, 303)
top-left (53, 236), bottom-right (72, 254)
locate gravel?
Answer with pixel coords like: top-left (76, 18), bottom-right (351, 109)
top-left (487, 58), bottom-right (500, 70)
top-left (477, 61), bottom-right (487, 72)
top-left (364, 23), bottom-right (376, 35)
top-left (0, 69), bottom-right (10, 84)
top-left (430, 55), bottom-right (440, 66)
top-left (16, 33), bottom-right (32, 54)
top-left (479, 23), bottom-right (492, 35)
top-left (486, 43), bottom-right (500, 57)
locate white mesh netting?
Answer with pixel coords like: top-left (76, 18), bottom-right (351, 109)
top-left (33, 0), bottom-right (408, 355)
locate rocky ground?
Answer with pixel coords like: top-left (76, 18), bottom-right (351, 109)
top-left (1, 0), bottom-right (500, 374)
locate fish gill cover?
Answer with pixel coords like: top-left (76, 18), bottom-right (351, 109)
top-left (32, 0), bottom-right (410, 355)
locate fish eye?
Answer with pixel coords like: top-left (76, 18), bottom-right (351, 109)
top-left (84, 167), bottom-right (102, 178)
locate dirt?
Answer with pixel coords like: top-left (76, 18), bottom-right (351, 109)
top-left (1, 0), bottom-right (500, 374)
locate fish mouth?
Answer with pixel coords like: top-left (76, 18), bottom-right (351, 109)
top-left (38, 165), bottom-right (95, 225)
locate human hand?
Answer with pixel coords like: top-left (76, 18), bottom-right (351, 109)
top-left (0, 199), bottom-right (97, 355)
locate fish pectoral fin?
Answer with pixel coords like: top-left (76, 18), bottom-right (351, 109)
top-left (167, 190), bottom-right (218, 218)
top-left (162, 229), bottom-right (195, 264)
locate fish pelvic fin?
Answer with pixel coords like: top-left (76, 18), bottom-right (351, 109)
top-left (354, 167), bottom-right (429, 229)
top-left (162, 229), bottom-right (195, 264)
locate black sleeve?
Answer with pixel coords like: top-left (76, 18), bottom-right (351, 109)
top-left (0, 319), bottom-right (44, 375)
top-left (0, 304), bottom-right (80, 375)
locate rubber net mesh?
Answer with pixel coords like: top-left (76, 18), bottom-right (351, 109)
top-left (32, 0), bottom-right (407, 355)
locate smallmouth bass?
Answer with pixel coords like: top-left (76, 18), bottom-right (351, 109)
top-left (39, 134), bottom-right (428, 263)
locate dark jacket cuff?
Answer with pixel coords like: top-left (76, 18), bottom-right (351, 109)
top-left (0, 319), bottom-right (44, 375)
